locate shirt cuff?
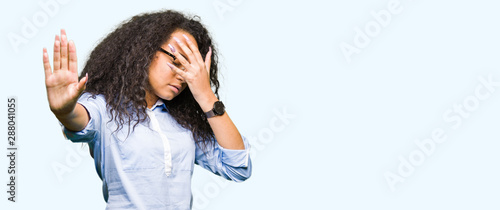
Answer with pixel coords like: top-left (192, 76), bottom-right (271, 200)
top-left (218, 136), bottom-right (251, 168)
top-left (61, 117), bottom-right (97, 143)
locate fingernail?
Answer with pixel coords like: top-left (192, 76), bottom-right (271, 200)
top-left (209, 46), bottom-right (212, 53)
top-left (166, 62), bottom-right (174, 69)
top-left (182, 34), bottom-right (189, 41)
top-left (173, 36), bottom-right (181, 44)
top-left (168, 44), bottom-right (176, 53)
top-left (85, 73), bottom-right (88, 86)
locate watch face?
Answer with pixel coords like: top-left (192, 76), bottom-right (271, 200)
top-left (214, 101), bottom-right (225, 115)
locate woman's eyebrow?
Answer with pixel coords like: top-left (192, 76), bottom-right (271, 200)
top-left (159, 48), bottom-right (176, 60)
top-left (178, 52), bottom-right (188, 61)
top-left (159, 48), bottom-right (189, 62)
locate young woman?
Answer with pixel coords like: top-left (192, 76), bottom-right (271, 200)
top-left (42, 10), bottom-right (251, 209)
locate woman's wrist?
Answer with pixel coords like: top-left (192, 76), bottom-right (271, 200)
top-left (52, 103), bottom-right (78, 120)
top-left (195, 90), bottom-right (219, 113)
top-left (55, 103), bottom-right (89, 132)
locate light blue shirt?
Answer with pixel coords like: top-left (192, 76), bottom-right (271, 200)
top-left (61, 92), bottom-right (252, 210)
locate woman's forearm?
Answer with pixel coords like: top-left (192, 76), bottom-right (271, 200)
top-left (198, 94), bottom-right (245, 150)
top-left (55, 103), bottom-right (89, 132)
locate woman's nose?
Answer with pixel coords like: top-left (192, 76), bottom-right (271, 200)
top-left (175, 70), bottom-right (185, 83)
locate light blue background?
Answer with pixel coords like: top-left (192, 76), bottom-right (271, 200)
top-left (1, 0), bottom-right (500, 209)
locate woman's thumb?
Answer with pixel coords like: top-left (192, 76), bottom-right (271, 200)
top-left (77, 73), bottom-right (88, 93)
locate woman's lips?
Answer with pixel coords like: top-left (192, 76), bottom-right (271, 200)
top-left (169, 85), bottom-right (180, 93)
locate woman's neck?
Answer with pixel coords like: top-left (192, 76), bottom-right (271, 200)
top-left (145, 91), bottom-right (159, 109)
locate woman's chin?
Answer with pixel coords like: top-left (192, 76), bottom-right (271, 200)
top-left (159, 93), bottom-right (177, 101)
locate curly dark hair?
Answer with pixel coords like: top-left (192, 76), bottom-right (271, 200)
top-left (78, 10), bottom-right (220, 151)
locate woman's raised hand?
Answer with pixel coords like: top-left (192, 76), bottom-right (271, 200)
top-left (43, 29), bottom-right (88, 117)
top-left (167, 34), bottom-right (217, 111)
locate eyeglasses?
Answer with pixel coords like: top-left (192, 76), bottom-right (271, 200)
top-left (159, 48), bottom-right (176, 61)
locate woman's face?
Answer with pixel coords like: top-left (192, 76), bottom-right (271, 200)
top-left (147, 30), bottom-right (198, 103)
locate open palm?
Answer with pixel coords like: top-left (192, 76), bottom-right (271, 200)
top-left (43, 29), bottom-right (87, 116)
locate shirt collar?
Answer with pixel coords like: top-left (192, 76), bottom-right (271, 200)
top-left (149, 99), bottom-right (167, 111)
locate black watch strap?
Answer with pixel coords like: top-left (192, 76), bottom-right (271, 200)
top-left (205, 101), bottom-right (225, 118)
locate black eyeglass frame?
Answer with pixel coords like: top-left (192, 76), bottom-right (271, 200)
top-left (159, 48), bottom-right (176, 61)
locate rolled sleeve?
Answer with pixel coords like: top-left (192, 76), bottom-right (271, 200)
top-left (60, 92), bottom-right (104, 143)
top-left (195, 136), bottom-right (252, 182)
top-left (218, 138), bottom-right (250, 168)
top-left (62, 117), bottom-right (98, 143)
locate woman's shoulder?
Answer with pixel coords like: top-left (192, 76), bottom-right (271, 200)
top-left (78, 92), bottom-right (107, 108)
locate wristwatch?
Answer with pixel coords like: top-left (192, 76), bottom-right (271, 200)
top-left (205, 101), bottom-right (225, 118)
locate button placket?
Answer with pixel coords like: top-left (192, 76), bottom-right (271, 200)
top-left (146, 109), bottom-right (172, 176)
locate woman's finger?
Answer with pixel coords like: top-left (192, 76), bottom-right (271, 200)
top-left (169, 41), bottom-right (192, 71)
top-left (43, 48), bottom-right (52, 79)
top-left (182, 34), bottom-right (204, 66)
top-left (76, 73), bottom-right (88, 93)
top-left (60, 29), bottom-right (69, 70)
top-left (172, 36), bottom-right (197, 65)
top-left (53, 35), bottom-right (61, 71)
top-left (204, 46), bottom-right (212, 75)
top-left (167, 62), bottom-right (188, 79)
top-left (68, 40), bottom-right (78, 73)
